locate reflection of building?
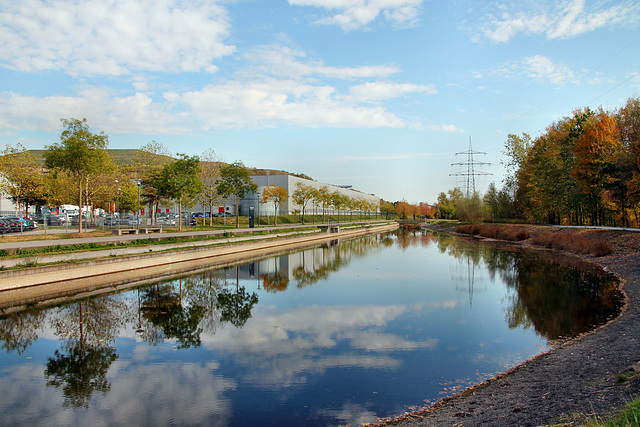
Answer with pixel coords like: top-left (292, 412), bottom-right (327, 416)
top-left (223, 242), bottom-right (349, 285)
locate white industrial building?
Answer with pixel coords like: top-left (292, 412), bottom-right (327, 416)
top-left (238, 174), bottom-right (380, 217)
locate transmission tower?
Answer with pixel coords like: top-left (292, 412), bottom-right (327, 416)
top-left (450, 136), bottom-right (492, 197)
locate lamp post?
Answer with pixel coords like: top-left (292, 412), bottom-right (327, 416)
top-left (115, 179), bottom-right (119, 231)
top-left (132, 179), bottom-right (141, 231)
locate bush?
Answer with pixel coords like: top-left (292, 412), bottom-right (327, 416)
top-left (456, 224), bottom-right (529, 241)
top-left (531, 232), bottom-right (612, 257)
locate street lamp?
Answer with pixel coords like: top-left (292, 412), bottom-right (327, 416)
top-left (132, 179), bottom-right (142, 231)
top-left (115, 179), bottom-right (119, 230)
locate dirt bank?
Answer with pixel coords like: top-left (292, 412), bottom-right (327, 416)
top-left (380, 224), bottom-right (640, 426)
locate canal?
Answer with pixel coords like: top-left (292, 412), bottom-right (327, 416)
top-left (0, 230), bottom-right (623, 426)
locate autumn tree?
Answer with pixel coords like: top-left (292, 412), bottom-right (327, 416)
top-left (216, 161), bottom-right (258, 228)
top-left (152, 154), bottom-right (203, 231)
top-left (198, 149), bottom-right (223, 226)
top-left (616, 97), bottom-right (640, 226)
top-left (330, 191), bottom-right (349, 221)
top-left (380, 199), bottom-right (395, 219)
top-left (45, 118), bottom-right (111, 233)
top-left (436, 192), bottom-right (455, 219)
top-left (261, 185), bottom-right (288, 226)
top-left (314, 186), bottom-right (332, 219)
top-left (291, 182), bottom-right (315, 223)
top-left (130, 141), bottom-right (173, 225)
top-left (573, 109), bottom-right (621, 225)
top-left (395, 200), bottom-right (413, 220)
top-left (0, 144), bottom-right (48, 216)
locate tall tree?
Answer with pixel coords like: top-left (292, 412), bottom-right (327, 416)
top-left (380, 199), bottom-right (395, 219)
top-left (314, 186), bottom-right (331, 219)
top-left (291, 182), bottom-right (314, 223)
top-left (152, 154), bottom-right (203, 231)
top-left (198, 149), bottom-right (223, 226)
top-left (0, 144), bottom-right (48, 216)
top-left (261, 185), bottom-right (288, 226)
top-left (573, 109), bottom-right (621, 225)
top-left (330, 191), bottom-right (349, 221)
top-left (45, 118), bottom-right (110, 233)
top-left (216, 161), bottom-right (258, 228)
top-left (131, 141), bottom-right (173, 225)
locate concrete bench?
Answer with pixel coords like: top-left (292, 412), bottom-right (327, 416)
top-left (141, 227), bottom-right (162, 234)
top-left (111, 229), bottom-right (139, 235)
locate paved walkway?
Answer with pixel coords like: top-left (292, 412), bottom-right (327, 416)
top-left (0, 222), bottom-right (358, 251)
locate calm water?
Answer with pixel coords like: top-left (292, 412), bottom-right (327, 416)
top-left (0, 231), bottom-right (622, 426)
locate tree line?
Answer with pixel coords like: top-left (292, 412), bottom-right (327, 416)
top-left (435, 96), bottom-right (640, 227)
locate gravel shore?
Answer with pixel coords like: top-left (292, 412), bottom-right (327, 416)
top-left (381, 225), bottom-right (640, 426)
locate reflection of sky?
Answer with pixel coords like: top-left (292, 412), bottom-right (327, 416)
top-left (0, 233), bottom-right (557, 426)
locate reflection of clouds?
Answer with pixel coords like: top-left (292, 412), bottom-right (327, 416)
top-left (201, 304), bottom-right (438, 389)
top-left (317, 402), bottom-right (379, 426)
top-left (428, 299), bottom-right (460, 310)
top-left (207, 304), bottom-right (410, 355)
top-left (0, 364), bottom-right (72, 425)
top-left (96, 361), bottom-right (235, 426)
top-left (0, 360), bottom-right (236, 426)
top-left (348, 331), bottom-right (438, 352)
top-left (242, 352), bottom-right (402, 389)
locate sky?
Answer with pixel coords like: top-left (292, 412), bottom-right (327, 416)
top-left (1, 0), bottom-right (639, 204)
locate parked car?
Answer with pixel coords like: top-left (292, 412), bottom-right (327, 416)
top-left (0, 218), bottom-right (11, 234)
top-left (5, 216), bottom-right (33, 231)
top-left (1, 217), bottom-right (22, 233)
top-left (157, 216), bottom-right (176, 226)
top-left (46, 215), bottom-right (67, 226)
top-left (119, 216), bottom-right (141, 226)
top-left (103, 214), bottom-right (119, 226)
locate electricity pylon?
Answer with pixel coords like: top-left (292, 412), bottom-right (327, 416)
top-left (450, 136), bottom-right (492, 197)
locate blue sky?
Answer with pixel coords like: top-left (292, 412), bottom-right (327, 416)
top-left (1, 0), bottom-right (639, 204)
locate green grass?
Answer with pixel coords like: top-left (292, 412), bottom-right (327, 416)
top-left (582, 399), bottom-right (640, 426)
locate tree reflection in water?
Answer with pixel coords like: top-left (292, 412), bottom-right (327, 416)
top-left (45, 297), bottom-right (128, 408)
top-left (415, 230), bottom-right (622, 341)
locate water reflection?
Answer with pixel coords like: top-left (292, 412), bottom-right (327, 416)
top-left (0, 231), bottom-right (623, 426)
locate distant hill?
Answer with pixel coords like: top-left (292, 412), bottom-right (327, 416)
top-left (28, 149), bottom-right (308, 179)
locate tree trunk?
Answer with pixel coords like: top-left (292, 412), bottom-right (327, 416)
top-left (235, 199), bottom-right (239, 228)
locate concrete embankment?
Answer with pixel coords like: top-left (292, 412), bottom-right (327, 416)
top-left (0, 223), bottom-right (398, 314)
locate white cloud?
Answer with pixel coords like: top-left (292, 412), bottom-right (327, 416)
top-left (289, 0), bottom-right (424, 31)
top-left (0, 0), bottom-right (235, 76)
top-left (0, 88), bottom-right (186, 135)
top-left (477, 0), bottom-right (640, 43)
top-left (348, 81), bottom-right (436, 102)
top-left (170, 78), bottom-right (406, 129)
top-left (485, 55), bottom-right (575, 86)
top-left (243, 44), bottom-right (400, 80)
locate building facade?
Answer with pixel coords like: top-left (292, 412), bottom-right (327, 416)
top-left (240, 175), bottom-right (380, 217)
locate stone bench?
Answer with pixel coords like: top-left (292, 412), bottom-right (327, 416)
top-left (112, 229), bottom-right (139, 235)
top-left (111, 227), bottom-right (163, 235)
